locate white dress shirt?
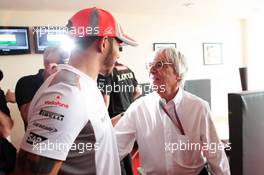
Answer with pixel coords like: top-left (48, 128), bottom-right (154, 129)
top-left (115, 88), bottom-right (230, 175)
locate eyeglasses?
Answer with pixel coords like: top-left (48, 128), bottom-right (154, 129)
top-left (146, 61), bottom-right (172, 70)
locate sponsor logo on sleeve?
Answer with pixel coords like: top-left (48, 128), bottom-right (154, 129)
top-left (44, 95), bottom-right (69, 109)
top-left (39, 109), bottom-right (64, 121)
top-left (26, 132), bottom-right (48, 145)
top-left (33, 122), bottom-right (58, 133)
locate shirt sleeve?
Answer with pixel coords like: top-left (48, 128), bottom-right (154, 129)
top-left (201, 102), bottom-right (230, 175)
top-left (131, 71), bottom-right (138, 88)
top-left (114, 104), bottom-right (137, 159)
top-left (0, 89), bottom-right (10, 117)
top-left (15, 77), bottom-right (35, 108)
top-left (20, 84), bottom-right (88, 161)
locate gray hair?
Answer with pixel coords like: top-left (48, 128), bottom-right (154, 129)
top-left (43, 45), bottom-right (69, 64)
top-left (155, 47), bottom-right (188, 86)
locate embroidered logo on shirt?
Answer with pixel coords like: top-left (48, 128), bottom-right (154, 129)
top-left (39, 109), bottom-right (64, 121)
top-left (26, 132), bottom-right (48, 145)
top-left (44, 95), bottom-right (69, 109)
top-left (117, 72), bottom-right (134, 81)
top-left (33, 122), bottom-right (58, 133)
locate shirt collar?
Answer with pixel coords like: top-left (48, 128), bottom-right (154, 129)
top-left (172, 87), bottom-right (183, 106)
top-left (159, 87), bottom-right (183, 107)
top-left (57, 64), bottom-right (95, 83)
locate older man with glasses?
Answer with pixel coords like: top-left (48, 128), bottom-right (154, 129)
top-left (114, 47), bottom-right (230, 175)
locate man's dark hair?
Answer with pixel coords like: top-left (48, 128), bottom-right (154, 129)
top-left (0, 70), bottom-right (3, 81)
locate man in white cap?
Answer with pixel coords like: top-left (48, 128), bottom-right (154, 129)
top-left (14, 7), bottom-right (137, 175)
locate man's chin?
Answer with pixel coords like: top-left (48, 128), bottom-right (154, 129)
top-left (150, 81), bottom-right (161, 88)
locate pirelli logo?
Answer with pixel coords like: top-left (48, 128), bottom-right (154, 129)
top-left (33, 122), bottom-right (58, 133)
top-left (39, 109), bottom-right (64, 121)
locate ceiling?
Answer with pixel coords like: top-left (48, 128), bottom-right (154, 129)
top-left (1, 0), bottom-right (264, 18)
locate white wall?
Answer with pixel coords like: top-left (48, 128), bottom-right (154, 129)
top-left (247, 15), bottom-right (264, 90)
top-left (0, 10), bottom-right (243, 148)
top-left (117, 13), bottom-right (242, 115)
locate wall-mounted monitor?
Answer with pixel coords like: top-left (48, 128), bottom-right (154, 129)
top-left (33, 26), bottom-right (67, 53)
top-left (0, 26), bottom-right (30, 55)
top-left (139, 79), bottom-right (211, 107)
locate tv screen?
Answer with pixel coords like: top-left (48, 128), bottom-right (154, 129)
top-left (33, 26), bottom-right (67, 53)
top-left (139, 79), bottom-right (211, 107)
top-left (0, 26), bottom-right (30, 55)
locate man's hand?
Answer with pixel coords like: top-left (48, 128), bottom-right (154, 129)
top-left (0, 110), bottom-right (13, 138)
top-left (5, 89), bottom-right (16, 103)
top-left (111, 113), bottom-right (124, 126)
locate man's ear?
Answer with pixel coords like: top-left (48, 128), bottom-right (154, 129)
top-left (176, 74), bottom-right (181, 82)
top-left (98, 36), bottom-right (109, 53)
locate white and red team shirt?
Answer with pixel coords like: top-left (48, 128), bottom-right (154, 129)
top-left (20, 64), bottom-right (121, 175)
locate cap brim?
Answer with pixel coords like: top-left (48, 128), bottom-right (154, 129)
top-left (118, 35), bottom-right (138, 47)
top-left (116, 23), bottom-right (138, 47)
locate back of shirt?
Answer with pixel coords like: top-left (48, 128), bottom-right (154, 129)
top-left (20, 65), bottom-right (121, 175)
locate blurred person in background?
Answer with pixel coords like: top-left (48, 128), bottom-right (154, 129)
top-left (97, 61), bottom-right (141, 175)
top-left (15, 45), bottom-right (68, 130)
top-left (0, 70), bottom-right (16, 175)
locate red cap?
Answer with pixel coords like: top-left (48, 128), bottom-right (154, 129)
top-left (67, 7), bottom-right (138, 46)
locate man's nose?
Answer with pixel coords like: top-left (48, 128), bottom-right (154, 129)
top-left (149, 65), bottom-right (157, 74)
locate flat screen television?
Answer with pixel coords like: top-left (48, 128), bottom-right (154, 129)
top-left (139, 79), bottom-right (211, 107)
top-left (33, 26), bottom-right (67, 53)
top-left (0, 26), bottom-right (30, 55)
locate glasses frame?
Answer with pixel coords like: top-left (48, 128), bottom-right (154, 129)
top-left (146, 61), bottom-right (173, 70)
